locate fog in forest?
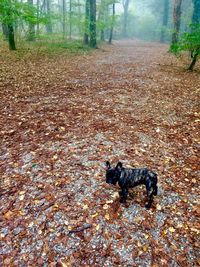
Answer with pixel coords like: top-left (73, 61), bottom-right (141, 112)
top-left (115, 0), bottom-right (194, 42)
top-left (0, 0), bottom-right (198, 51)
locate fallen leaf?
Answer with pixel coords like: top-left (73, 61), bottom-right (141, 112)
top-left (19, 194), bottom-right (25, 201)
top-left (156, 204), bottom-right (162, 210)
top-left (91, 212), bottom-right (98, 218)
top-left (143, 244), bottom-right (148, 252)
top-left (169, 227), bottom-right (175, 233)
top-left (105, 213), bottom-right (110, 220)
top-left (83, 204), bottom-right (89, 210)
top-left (4, 211), bottom-right (13, 220)
top-left (19, 191), bottom-right (26, 195)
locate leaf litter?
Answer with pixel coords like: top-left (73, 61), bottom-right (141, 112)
top-left (0, 40), bottom-right (199, 266)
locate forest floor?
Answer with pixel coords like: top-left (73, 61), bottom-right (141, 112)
top-left (0, 40), bottom-right (199, 267)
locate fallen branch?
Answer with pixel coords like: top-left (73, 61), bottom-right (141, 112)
top-left (68, 223), bottom-right (92, 235)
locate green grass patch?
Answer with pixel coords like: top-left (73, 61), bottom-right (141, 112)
top-left (31, 35), bottom-right (91, 55)
top-left (0, 34), bottom-right (92, 61)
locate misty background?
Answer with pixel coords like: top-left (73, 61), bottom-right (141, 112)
top-left (0, 0), bottom-right (199, 58)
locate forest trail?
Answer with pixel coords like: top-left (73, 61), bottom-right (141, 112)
top-left (0, 40), bottom-right (199, 266)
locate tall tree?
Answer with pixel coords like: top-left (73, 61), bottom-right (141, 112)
top-left (2, 23), bottom-right (9, 40)
top-left (36, 0), bottom-right (40, 35)
top-left (46, 0), bottom-right (53, 34)
top-left (108, 2), bottom-right (115, 44)
top-left (160, 0), bottom-right (169, 43)
top-left (97, 0), bottom-right (106, 41)
top-left (62, 0), bottom-right (66, 39)
top-left (69, 0), bottom-right (72, 39)
top-left (89, 0), bottom-right (97, 48)
top-left (122, 0), bottom-right (130, 38)
top-left (27, 0), bottom-right (36, 41)
top-left (0, 0), bottom-right (16, 50)
top-left (171, 0), bottom-right (182, 45)
top-left (8, 23), bottom-right (16, 50)
top-left (84, 0), bottom-right (90, 44)
top-left (188, 0), bottom-right (200, 70)
top-left (192, 0), bottom-right (200, 24)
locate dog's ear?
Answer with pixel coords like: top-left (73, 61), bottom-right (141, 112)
top-left (115, 161), bottom-right (122, 171)
top-left (105, 161), bottom-right (111, 170)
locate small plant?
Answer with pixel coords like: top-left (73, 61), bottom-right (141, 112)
top-left (170, 23), bottom-right (200, 71)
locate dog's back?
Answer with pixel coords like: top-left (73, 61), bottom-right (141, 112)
top-left (119, 167), bottom-right (157, 187)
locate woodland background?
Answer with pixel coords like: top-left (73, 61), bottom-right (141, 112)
top-left (0, 0), bottom-right (200, 266)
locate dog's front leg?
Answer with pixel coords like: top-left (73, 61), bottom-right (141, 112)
top-left (120, 187), bottom-right (128, 203)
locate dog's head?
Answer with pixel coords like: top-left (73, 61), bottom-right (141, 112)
top-left (105, 161), bottom-right (123, 185)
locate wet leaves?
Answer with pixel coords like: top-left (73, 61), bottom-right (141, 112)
top-left (0, 40), bottom-right (199, 266)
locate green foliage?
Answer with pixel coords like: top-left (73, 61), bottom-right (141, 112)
top-left (0, 0), bottom-right (20, 23)
top-left (32, 36), bottom-right (92, 55)
top-left (170, 24), bottom-right (200, 70)
top-left (20, 3), bottom-right (39, 25)
top-left (170, 24), bottom-right (200, 55)
top-left (0, 0), bottom-right (45, 25)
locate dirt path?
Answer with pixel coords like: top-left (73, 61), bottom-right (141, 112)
top-left (0, 40), bottom-right (199, 266)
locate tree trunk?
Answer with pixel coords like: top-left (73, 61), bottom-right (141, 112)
top-left (8, 23), bottom-right (16, 50)
top-left (188, 0), bottom-right (200, 70)
top-left (192, 0), bottom-right (200, 24)
top-left (160, 0), bottom-right (169, 43)
top-left (171, 0), bottom-right (182, 45)
top-left (101, 30), bottom-right (105, 41)
top-left (46, 0), bottom-right (53, 34)
top-left (89, 0), bottom-right (97, 48)
top-left (36, 0), bottom-right (40, 35)
top-left (69, 0), bottom-right (72, 39)
top-left (122, 0), bottom-right (130, 38)
top-left (77, 0), bottom-right (81, 37)
top-left (27, 0), bottom-right (36, 41)
top-left (188, 48), bottom-right (199, 71)
top-left (2, 23), bottom-right (9, 40)
top-left (108, 3), bottom-right (115, 44)
top-left (63, 0), bottom-right (66, 39)
top-left (97, 0), bottom-right (105, 42)
top-left (84, 0), bottom-right (90, 44)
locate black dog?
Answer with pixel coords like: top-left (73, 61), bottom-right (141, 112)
top-left (105, 161), bottom-right (158, 209)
